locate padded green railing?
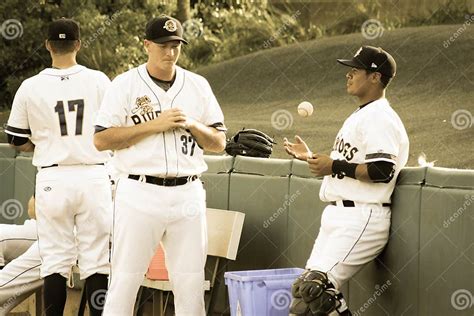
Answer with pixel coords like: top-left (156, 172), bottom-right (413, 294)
top-left (1, 144), bottom-right (473, 316)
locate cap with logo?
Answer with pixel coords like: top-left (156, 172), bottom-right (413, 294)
top-left (48, 18), bottom-right (80, 41)
top-left (145, 15), bottom-right (188, 44)
top-left (337, 46), bottom-right (396, 77)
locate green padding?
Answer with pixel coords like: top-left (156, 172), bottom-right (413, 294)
top-left (291, 159), bottom-right (322, 179)
top-left (0, 144), bottom-right (16, 159)
top-left (287, 177), bottom-right (324, 267)
top-left (419, 187), bottom-right (474, 316)
top-left (204, 155), bottom-right (234, 173)
top-left (13, 156), bottom-right (36, 224)
top-left (425, 167), bottom-right (474, 189)
top-left (228, 173), bottom-right (290, 270)
top-left (396, 167), bottom-right (427, 185)
top-left (0, 157), bottom-right (16, 224)
top-left (202, 173), bottom-right (229, 210)
top-left (348, 184), bottom-right (421, 315)
top-left (232, 156), bottom-right (292, 176)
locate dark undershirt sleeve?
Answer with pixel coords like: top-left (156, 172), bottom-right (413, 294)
top-left (209, 122), bottom-right (227, 132)
top-left (94, 125), bottom-right (108, 134)
top-left (7, 134), bottom-right (29, 146)
top-left (367, 161), bottom-right (396, 183)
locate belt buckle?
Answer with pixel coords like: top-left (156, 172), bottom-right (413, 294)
top-left (162, 178), bottom-right (171, 186)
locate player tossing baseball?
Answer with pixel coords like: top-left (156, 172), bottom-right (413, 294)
top-left (284, 46), bottom-right (409, 316)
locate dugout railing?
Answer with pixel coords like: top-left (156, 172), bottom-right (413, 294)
top-left (0, 144), bottom-right (473, 316)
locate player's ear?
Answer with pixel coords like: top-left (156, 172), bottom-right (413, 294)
top-left (75, 40), bottom-right (81, 52)
top-left (45, 40), bottom-right (51, 52)
top-left (372, 72), bottom-right (382, 84)
top-left (144, 39), bottom-right (151, 52)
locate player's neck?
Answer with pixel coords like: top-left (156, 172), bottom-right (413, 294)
top-left (51, 54), bottom-right (78, 69)
top-left (358, 89), bottom-right (385, 105)
top-left (146, 63), bottom-right (175, 81)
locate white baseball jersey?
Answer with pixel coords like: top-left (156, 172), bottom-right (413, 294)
top-left (95, 64), bottom-right (225, 177)
top-left (5, 65), bottom-right (110, 167)
top-left (320, 98), bottom-right (409, 203)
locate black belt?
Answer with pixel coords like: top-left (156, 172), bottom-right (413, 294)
top-left (128, 174), bottom-right (198, 187)
top-left (40, 163), bottom-right (104, 169)
top-left (330, 200), bottom-right (391, 207)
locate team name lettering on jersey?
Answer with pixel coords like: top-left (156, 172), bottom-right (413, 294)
top-left (333, 137), bottom-right (358, 161)
top-left (130, 95), bottom-right (161, 125)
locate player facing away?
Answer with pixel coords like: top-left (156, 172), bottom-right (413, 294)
top-left (4, 19), bottom-right (112, 315)
top-left (284, 46), bottom-right (409, 315)
top-left (94, 15), bottom-right (226, 315)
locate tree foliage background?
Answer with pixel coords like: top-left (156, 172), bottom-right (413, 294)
top-left (0, 0), bottom-right (469, 108)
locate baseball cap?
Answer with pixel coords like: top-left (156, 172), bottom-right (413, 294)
top-left (337, 46), bottom-right (396, 77)
top-left (145, 15), bottom-right (188, 44)
top-left (48, 18), bottom-right (80, 41)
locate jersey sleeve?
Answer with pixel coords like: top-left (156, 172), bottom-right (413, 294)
top-left (95, 76), bottom-right (128, 128)
top-left (96, 72), bottom-right (111, 103)
top-left (5, 82), bottom-right (31, 138)
top-left (361, 112), bottom-right (400, 164)
top-left (200, 79), bottom-right (226, 131)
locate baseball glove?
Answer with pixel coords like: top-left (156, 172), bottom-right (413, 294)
top-left (225, 128), bottom-right (276, 158)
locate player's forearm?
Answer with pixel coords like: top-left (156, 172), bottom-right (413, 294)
top-left (94, 124), bottom-right (158, 151)
top-left (355, 164), bottom-right (371, 182)
top-left (187, 122), bottom-right (226, 153)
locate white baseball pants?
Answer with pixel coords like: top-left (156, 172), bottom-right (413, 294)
top-left (306, 204), bottom-right (391, 289)
top-left (103, 177), bottom-right (207, 316)
top-left (35, 165), bottom-right (112, 280)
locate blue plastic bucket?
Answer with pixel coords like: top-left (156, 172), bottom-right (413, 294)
top-left (224, 268), bottom-right (304, 316)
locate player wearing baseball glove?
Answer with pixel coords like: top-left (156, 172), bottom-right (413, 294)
top-left (225, 128), bottom-right (276, 158)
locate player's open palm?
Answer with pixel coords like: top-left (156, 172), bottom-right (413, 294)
top-left (151, 108), bottom-right (186, 132)
top-left (284, 135), bottom-right (312, 161)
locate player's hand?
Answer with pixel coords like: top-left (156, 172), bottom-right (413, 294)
top-left (283, 135), bottom-right (312, 161)
top-left (307, 154), bottom-right (333, 176)
top-left (150, 108), bottom-right (186, 132)
top-left (27, 195), bottom-right (36, 219)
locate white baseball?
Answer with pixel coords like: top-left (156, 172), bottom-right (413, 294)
top-left (297, 101), bottom-right (313, 117)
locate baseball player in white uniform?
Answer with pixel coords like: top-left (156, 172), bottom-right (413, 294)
top-left (284, 46), bottom-right (409, 315)
top-left (94, 15), bottom-right (226, 316)
top-left (0, 219), bottom-right (41, 315)
top-left (4, 19), bottom-right (112, 315)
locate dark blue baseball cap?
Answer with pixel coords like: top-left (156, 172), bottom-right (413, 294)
top-left (145, 15), bottom-right (188, 44)
top-left (48, 18), bottom-right (80, 41)
top-left (337, 46), bottom-right (396, 77)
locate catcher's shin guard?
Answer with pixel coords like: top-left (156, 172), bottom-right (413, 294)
top-left (290, 270), bottom-right (352, 316)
